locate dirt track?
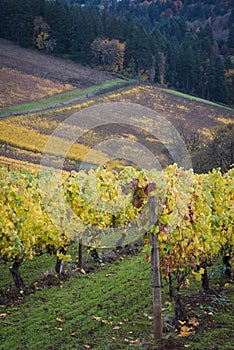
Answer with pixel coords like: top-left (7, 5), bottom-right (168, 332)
top-left (0, 40), bottom-right (114, 87)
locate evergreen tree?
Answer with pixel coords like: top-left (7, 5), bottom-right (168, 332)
top-left (227, 10), bottom-right (234, 55)
top-left (165, 44), bottom-right (177, 87)
top-left (32, 0), bottom-right (46, 17)
top-left (104, 15), bottom-right (122, 41)
top-left (70, 5), bottom-right (87, 61)
top-left (176, 45), bottom-right (196, 93)
top-left (11, 0), bottom-right (34, 47)
top-left (0, 0), bottom-right (17, 39)
top-left (125, 25), bottom-right (151, 78)
top-left (213, 56), bottom-right (228, 103)
top-left (227, 26), bottom-right (234, 55)
top-left (82, 7), bottom-right (103, 62)
top-left (197, 24), bottom-right (214, 58)
top-left (207, 57), bottom-right (216, 101)
top-left (148, 31), bottom-right (161, 83)
top-left (123, 18), bottom-right (137, 68)
top-left (44, 0), bottom-right (70, 54)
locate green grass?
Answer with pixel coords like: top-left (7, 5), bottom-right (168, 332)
top-left (162, 88), bottom-right (234, 110)
top-left (0, 251), bottom-right (155, 349)
top-left (0, 248), bottom-right (233, 350)
top-left (0, 79), bottom-right (129, 116)
top-left (179, 293), bottom-right (234, 350)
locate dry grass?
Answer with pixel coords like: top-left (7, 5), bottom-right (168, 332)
top-left (0, 155), bottom-right (46, 171)
top-left (0, 85), bottom-right (233, 171)
top-left (0, 68), bottom-right (74, 107)
top-left (0, 118), bottom-right (108, 165)
top-left (103, 85), bottom-right (234, 136)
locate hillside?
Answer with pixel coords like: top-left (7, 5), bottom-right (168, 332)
top-left (0, 83), bottom-right (233, 173)
top-left (1, 0), bottom-right (233, 105)
top-left (0, 38), bottom-right (233, 174)
top-left (0, 40), bottom-right (131, 115)
top-left (0, 40), bottom-right (114, 88)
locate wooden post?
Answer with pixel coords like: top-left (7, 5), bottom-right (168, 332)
top-left (78, 240), bottom-right (83, 269)
top-left (149, 196), bottom-right (163, 341)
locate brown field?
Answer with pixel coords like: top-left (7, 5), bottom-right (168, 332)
top-left (0, 40), bottom-right (114, 87)
top-left (0, 85), bottom-right (233, 172)
top-left (105, 85), bottom-right (234, 136)
top-left (0, 68), bottom-right (75, 107)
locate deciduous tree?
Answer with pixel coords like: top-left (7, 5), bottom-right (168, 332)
top-left (91, 37), bottom-right (125, 71)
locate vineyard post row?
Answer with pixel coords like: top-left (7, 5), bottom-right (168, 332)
top-left (0, 164), bottom-right (233, 340)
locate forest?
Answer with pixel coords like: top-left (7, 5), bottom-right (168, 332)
top-left (0, 0), bottom-right (233, 104)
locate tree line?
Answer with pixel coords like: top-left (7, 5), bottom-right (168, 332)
top-left (0, 0), bottom-right (233, 105)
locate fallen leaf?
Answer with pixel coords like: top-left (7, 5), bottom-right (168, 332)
top-left (56, 317), bottom-right (63, 322)
top-left (178, 320), bottom-right (186, 325)
top-left (91, 315), bottom-right (101, 321)
top-left (132, 338), bottom-right (141, 344)
top-left (188, 317), bottom-right (199, 327)
top-left (101, 319), bottom-right (109, 324)
top-left (179, 325), bottom-right (195, 337)
top-left (125, 338), bottom-right (141, 344)
top-left (113, 325), bottom-right (121, 330)
top-left (142, 312), bottom-right (153, 320)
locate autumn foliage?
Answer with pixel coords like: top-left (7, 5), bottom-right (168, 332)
top-left (0, 164), bottom-right (233, 291)
top-left (91, 38), bottom-right (126, 71)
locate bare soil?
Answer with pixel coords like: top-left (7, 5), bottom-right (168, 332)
top-left (109, 85), bottom-right (234, 136)
top-left (0, 40), bottom-right (114, 87)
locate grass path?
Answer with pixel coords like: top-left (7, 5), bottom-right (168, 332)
top-left (1, 252), bottom-right (153, 349)
top-left (161, 87), bottom-right (233, 111)
top-left (0, 249), bottom-right (233, 350)
top-left (0, 79), bottom-right (135, 117)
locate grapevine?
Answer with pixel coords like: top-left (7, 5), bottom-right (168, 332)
top-left (0, 165), bottom-right (233, 304)
top-left (0, 168), bottom-right (70, 288)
